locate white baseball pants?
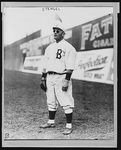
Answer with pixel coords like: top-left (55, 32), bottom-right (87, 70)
top-left (46, 74), bottom-right (74, 113)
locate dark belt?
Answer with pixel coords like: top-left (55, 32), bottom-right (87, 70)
top-left (47, 71), bottom-right (66, 75)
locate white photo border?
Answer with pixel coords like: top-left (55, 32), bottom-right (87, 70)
top-left (2, 2), bottom-right (119, 148)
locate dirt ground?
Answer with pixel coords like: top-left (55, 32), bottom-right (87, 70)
top-left (3, 70), bottom-right (114, 140)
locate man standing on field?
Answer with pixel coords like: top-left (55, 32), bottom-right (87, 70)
top-left (40, 22), bottom-right (77, 135)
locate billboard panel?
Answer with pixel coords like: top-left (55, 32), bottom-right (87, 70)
top-left (22, 56), bottom-right (44, 74)
top-left (80, 14), bottom-right (113, 51)
top-left (72, 48), bottom-right (113, 84)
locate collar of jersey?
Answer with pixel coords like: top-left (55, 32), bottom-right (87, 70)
top-left (55, 39), bottom-right (64, 44)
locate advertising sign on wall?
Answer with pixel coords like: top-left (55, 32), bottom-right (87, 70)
top-left (72, 48), bottom-right (114, 84)
top-left (80, 14), bottom-right (113, 51)
top-left (22, 56), bottom-right (44, 74)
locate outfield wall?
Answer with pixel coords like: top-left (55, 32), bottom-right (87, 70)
top-left (4, 30), bottom-right (41, 71)
top-left (4, 43), bottom-right (23, 71)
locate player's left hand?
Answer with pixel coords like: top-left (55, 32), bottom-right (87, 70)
top-left (62, 79), bottom-right (69, 92)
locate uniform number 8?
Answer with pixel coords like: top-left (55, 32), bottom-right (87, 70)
top-left (56, 49), bottom-right (62, 59)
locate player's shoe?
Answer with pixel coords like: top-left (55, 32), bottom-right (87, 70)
top-left (63, 128), bottom-right (73, 135)
top-left (39, 123), bottom-right (55, 128)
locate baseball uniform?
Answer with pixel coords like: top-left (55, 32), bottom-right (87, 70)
top-left (43, 39), bottom-right (77, 113)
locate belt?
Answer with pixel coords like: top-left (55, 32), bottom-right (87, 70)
top-left (47, 71), bottom-right (66, 75)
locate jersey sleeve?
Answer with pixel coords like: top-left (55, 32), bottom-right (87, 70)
top-left (42, 46), bottom-right (49, 71)
top-left (65, 46), bottom-right (77, 70)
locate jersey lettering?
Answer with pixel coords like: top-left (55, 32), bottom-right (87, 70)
top-left (56, 49), bottom-right (62, 59)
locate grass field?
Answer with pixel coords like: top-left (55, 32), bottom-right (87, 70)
top-left (3, 69), bottom-right (114, 140)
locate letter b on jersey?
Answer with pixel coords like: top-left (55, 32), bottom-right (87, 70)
top-left (56, 49), bottom-right (62, 59)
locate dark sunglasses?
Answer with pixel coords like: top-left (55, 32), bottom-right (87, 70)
top-left (53, 29), bottom-right (61, 33)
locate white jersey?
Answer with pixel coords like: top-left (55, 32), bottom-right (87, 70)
top-left (43, 39), bottom-right (77, 73)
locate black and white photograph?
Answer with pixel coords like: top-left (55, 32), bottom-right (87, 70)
top-left (2, 2), bottom-right (119, 147)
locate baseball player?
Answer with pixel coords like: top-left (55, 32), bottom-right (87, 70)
top-left (40, 22), bottom-right (77, 135)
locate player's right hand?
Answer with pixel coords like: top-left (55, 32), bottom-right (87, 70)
top-left (40, 79), bottom-right (47, 92)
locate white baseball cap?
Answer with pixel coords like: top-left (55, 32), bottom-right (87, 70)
top-left (53, 23), bottom-right (66, 33)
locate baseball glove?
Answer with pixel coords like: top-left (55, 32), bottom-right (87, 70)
top-left (40, 79), bottom-right (47, 92)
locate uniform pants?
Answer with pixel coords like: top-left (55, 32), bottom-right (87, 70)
top-left (46, 74), bottom-right (74, 112)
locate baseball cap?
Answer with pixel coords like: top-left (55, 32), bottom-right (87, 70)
top-left (53, 23), bottom-right (66, 33)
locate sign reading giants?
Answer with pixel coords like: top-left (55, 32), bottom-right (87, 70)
top-left (80, 14), bottom-right (113, 51)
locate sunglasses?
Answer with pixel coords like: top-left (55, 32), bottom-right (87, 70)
top-left (53, 29), bottom-right (61, 33)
